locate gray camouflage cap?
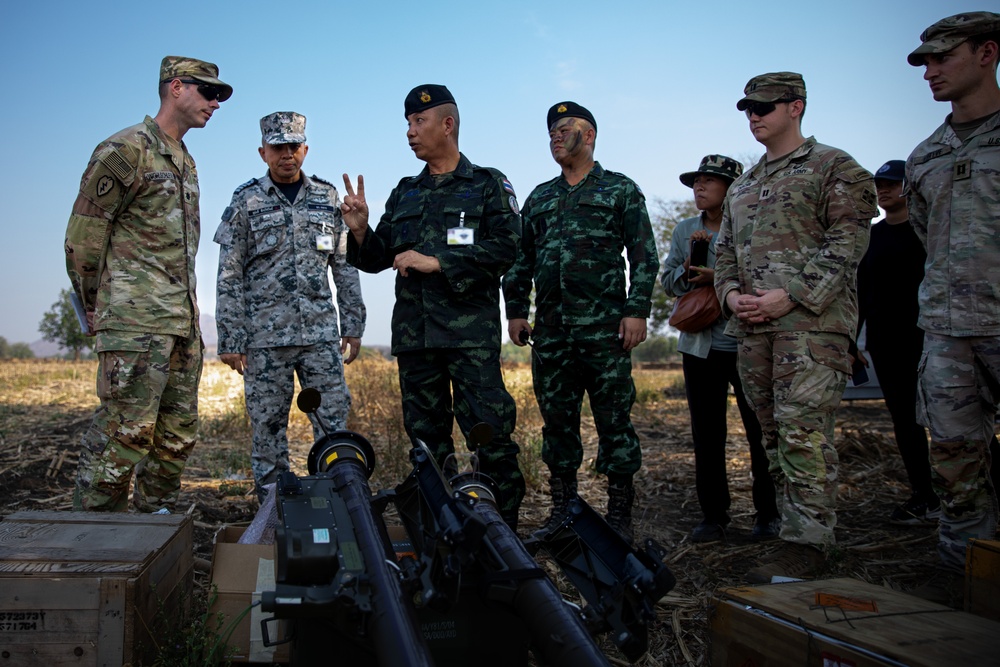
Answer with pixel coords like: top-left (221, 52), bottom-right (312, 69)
top-left (159, 56), bottom-right (233, 102)
top-left (908, 12), bottom-right (1000, 66)
top-left (260, 111), bottom-right (307, 144)
top-left (679, 155), bottom-right (744, 188)
top-left (736, 72), bottom-right (806, 111)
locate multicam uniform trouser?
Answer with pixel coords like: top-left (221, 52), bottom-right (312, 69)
top-left (531, 323), bottom-right (641, 481)
top-left (74, 328), bottom-right (202, 512)
top-left (396, 347), bottom-right (525, 520)
top-left (738, 331), bottom-right (850, 548)
top-left (245, 341), bottom-right (350, 496)
top-left (918, 332), bottom-right (1000, 571)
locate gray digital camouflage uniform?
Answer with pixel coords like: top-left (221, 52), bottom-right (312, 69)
top-left (907, 110), bottom-right (1000, 570)
top-left (502, 162), bottom-right (658, 479)
top-left (66, 114), bottom-right (205, 512)
top-left (716, 137), bottom-right (876, 548)
top-left (347, 153), bottom-right (525, 520)
top-left (215, 171), bottom-right (365, 494)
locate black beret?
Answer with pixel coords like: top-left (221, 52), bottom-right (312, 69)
top-left (404, 84), bottom-right (456, 118)
top-left (547, 101), bottom-right (597, 133)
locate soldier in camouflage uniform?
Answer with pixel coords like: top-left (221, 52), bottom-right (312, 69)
top-left (341, 85), bottom-right (525, 528)
top-left (714, 73), bottom-right (876, 581)
top-left (905, 12), bottom-right (1000, 580)
top-left (214, 112), bottom-right (366, 501)
top-left (65, 56), bottom-right (232, 512)
top-left (503, 102), bottom-right (659, 542)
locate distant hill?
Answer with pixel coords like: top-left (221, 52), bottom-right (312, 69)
top-left (29, 313), bottom-right (219, 359)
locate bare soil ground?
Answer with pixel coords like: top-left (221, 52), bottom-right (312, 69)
top-left (0, 360), bottom-right (945, 666)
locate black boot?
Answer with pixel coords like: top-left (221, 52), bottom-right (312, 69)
top-left (606, 480), bottom-right (635, 544)
top-left (533, 474), bottom-right (578, 537)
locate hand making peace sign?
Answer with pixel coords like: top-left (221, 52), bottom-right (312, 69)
top-left (341, 173), bottom-right (369, 241)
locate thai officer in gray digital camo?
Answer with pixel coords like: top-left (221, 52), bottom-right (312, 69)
top-left (215, 112), bottom-right (366, 501)
top-left (66, 56), bottom-right (232, 512)
top-left (904, 12), bottom-right (1000, 600)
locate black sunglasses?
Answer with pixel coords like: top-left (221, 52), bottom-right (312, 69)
top-left (744, 98), bottom-right (798, 119)
top-left (178, 79), bottom-right (225, 102)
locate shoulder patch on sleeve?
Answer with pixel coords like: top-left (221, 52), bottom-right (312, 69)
top-left (836, 165), bottom-right (874, 185)
top-left (221, 206), bottom-right (235, 223)
top-left (233, 178), bottom-right (258, 195)
top-left (502, 178), bottom-right (516, 197)
top-left (98, 145), bottom-right (138, 186)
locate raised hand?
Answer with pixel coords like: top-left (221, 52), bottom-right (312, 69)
top-left (341, 173), bottom-right (369, 239)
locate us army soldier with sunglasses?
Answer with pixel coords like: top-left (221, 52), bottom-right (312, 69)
top-left (714, 72), bottom-right (876, 582)
top-left (65, 56), bottom-right (232, 512)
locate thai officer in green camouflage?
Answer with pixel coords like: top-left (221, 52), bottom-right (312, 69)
top-left (503, 102), bottom-right (659, 542)
top-left (341, 85), bottom-right (525, 528)
top-left (65, 56), bottom-right (232, 512)
top-left (714, 73), bottom-right (876, 581)
top-left (214, 112), bottom-right (366, 501)
top-left (905, 12), bottom-right (1000, 578)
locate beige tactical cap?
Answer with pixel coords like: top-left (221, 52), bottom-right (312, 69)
top-left (159, 55), bottom-right (233, 101)
top-left (260, 112), bottom-right (307, 144)
top-left (736, 72), bottom-right (806, 111)
top-left (908, 12), bottom-right (1000, 66)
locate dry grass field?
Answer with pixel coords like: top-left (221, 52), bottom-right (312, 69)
top-left (0, 358), bottom-right (947, 665)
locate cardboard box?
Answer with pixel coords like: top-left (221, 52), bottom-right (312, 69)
top-left (966, 538), bottom-right (1000, 622)
top-left (0, 510), bottom-right (193, 666)
top-left (710, 577), bottom-right (999, 666)
top-left (209, 525), bottom-right (289, 664)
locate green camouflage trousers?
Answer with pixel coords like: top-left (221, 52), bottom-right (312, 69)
top-left (531, 323), bottom-right (641, 480)
top-left (918, 332), bottom-right (999, 571)
top-left (245, 341), bottom-right (350, 495)
top-left (74, 328), bottom-right (203, 512)
top-left (738, 331), bottom-right (849, 547)
top-left (396, 348), bottom-right (525, 518)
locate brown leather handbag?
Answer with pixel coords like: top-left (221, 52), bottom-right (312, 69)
top-left (669, 286), bottom-right (722, 333)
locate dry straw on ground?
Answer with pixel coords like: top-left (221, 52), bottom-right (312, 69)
top-left (0, 358), bottom-right (945, 665)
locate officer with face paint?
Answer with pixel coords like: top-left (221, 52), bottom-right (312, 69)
top-left (65, 56), bottom-right (232, 512)
top-left (214, 111), bottom-right (366, 502)
top-left (341, 85), bottom-right (526, 530)
top-left (503, 102), bottom-right (660, 543)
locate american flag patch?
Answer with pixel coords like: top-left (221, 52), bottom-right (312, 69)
top-left (502, 179), bottom-right (516, 196)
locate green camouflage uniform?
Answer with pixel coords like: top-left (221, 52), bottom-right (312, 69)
top-left (715, 137), bottom-right (876, 547)
top-left (347, 153), bottom-right (524, 517)
top-left (65, 115), bottom-right (204, 512)
top-left (215, 169), bottom-right (366, 494)
top-left (502, 162), bottom-right (658, 479)
top-left (907, 109), bottom-right (1000, 570)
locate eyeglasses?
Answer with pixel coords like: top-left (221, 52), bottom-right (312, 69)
top-left (744, 99), bottom-right (797, 119)
top-left (178, 79), bottom-right (226, 102)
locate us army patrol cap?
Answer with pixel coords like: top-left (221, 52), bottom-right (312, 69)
top-left (159, 56), bottom-right (233, 102)
top-left (260, 112), bottom-right (307, 144)
top-left (736, 72), bottom-right (806, 111)
top-left (404, 84), bottom-right (455, 118)
top-left (547, 101), bottom-right (597, 133)
top-left (873, 160), bottom-right (905, 182)
top-left (908, 12), bottom-right (1000, 66)
top-left (679, 155), bottom-right (744, 188)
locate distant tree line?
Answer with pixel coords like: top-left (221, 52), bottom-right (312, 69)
top-left (0, 336), bottom-right (34, 359)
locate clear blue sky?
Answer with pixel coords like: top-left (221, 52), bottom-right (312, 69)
top-left (0, 0), bottom-right (987, 347)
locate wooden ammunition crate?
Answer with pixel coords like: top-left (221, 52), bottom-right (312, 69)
top-left (0, 510), bottom-right (193, 666)
top-left (710, 577), bottom-right (999, 666)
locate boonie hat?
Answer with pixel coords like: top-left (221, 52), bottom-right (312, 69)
top-left (404, 84), bottom-right (455, 118)
top-left (679, 155), bottom-right (744, 188)
top-left (260, 112), bottom-right (307, 144)
top-left (873, 160), bottom-right (905, 182)
top-left (736, 72), bottom-right (806, 111)
top-left (159, 55), bottom-right (233, 102)
top-left (547, 101), bottom-right (597, 133)
top-left (908, 12), bottom-right (1000, 66)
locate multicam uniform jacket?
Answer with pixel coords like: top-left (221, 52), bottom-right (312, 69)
top-left (214, 173), bottom-right (365, 353)
top-left (65, 115), bottom-right (201, 336)
top-left (503, 162), bottom-right (659, 325)
top-left (906, 112), bottom-right (1000, 337)
top-left (347, 153), bottom-right (519, 354)
top-left (715, 137), bottom-right (877, 337)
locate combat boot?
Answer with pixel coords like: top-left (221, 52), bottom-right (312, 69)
top-left (746, 542), bottom-right (825, 584)
top-left (605, 480), bottom-right (636, 544)
top-left (533, 474), bottom-right (578, 538)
